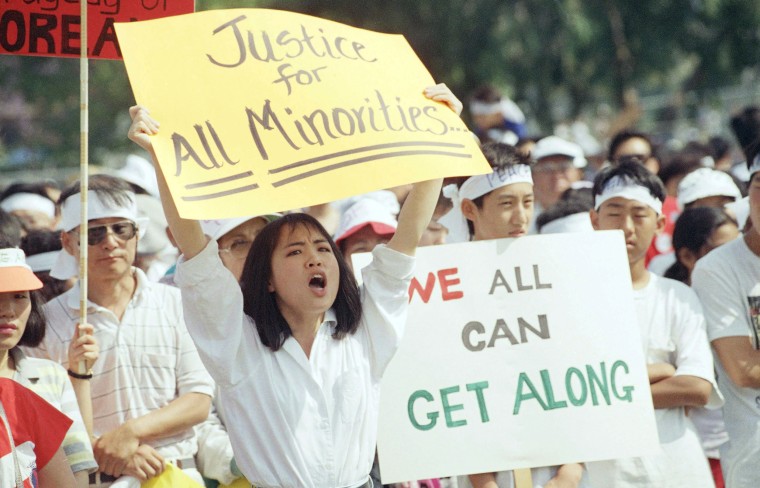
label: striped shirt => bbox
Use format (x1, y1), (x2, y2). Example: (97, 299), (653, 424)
(22, 267), (214, 460)
(12, 348), (97, 474)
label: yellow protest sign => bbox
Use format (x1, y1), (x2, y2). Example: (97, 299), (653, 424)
(116, 9), (490, 219)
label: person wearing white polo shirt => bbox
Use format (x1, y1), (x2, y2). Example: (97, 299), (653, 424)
(691, 151), (760, 486)
(585, 160), (721, 488)
(24, 174), (214, 487)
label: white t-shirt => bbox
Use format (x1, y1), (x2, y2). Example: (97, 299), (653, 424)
(692, 236), (760, 486)
(175, 240), (414, 488)
(586, 273), (719, 488)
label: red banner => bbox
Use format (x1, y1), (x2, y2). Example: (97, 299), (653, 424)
(0, 0), (195, 59)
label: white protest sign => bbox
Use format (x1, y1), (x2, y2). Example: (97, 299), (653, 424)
(353, 230), (659, 483)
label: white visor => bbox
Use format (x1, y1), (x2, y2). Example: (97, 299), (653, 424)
(439, 165), (533, 243)
(25, 251), (59, 273)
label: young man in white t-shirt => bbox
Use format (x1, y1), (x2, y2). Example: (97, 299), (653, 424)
(691, 151), (760, 487)
(440, 142), (586, 488)
(586, 160), (721, 488)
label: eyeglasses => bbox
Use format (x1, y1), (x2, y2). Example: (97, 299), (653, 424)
(71, 221), (138, 246)
(218, 238), (253, 260)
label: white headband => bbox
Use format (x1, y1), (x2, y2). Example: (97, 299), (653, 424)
(539, 212), (594, 234)
(469, 100), (502, 116)
(26, 251), (59, 273)
(60, 190), (141, 232)
(0, 193), (55, 219)
(51, 190), (148, 280)
(594, 176), (663, 214)
(439, 165), (533, 243)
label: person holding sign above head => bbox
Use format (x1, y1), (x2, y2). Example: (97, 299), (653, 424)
(439, 142), (588, 488)
(584, 160), (722, 488)
(127, 83), (461, 488)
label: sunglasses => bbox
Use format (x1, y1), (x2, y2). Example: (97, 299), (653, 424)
(71, 221), (138, 246)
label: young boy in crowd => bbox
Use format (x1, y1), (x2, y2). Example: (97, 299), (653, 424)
(585, 160), (721, 488)
(440, 142), (587, 488)
(691, 151), (760, 487)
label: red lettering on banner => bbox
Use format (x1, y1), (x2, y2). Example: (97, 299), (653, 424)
(0, 0), (195, 59)
(438, 267), (464, 301)
(408, 267), (464, 304)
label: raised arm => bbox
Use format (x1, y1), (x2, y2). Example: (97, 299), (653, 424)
(127, 106), (207, 259)
(386, 84), (461, 256)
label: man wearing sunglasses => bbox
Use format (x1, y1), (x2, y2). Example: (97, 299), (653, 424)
(23, 174), (214, 487)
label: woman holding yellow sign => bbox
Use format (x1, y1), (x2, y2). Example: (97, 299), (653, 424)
(127, 84), (461, 488)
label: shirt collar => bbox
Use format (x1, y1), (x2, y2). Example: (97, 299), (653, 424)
(64, 267), (150, 311)
(11, 348), (41, 383)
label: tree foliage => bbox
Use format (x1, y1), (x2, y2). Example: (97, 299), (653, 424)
(1, 0), (759, 169)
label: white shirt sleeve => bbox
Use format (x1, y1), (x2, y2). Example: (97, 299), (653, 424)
(358, 244), (415, 380)
(175, 239), (264, 388)
(669, 284), (723, 408)
(692, 259), (751, 342)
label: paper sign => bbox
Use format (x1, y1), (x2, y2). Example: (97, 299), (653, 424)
(352, 231), (659, 483)
(0, 0), (195, 59)
(115, 9), (489, 219)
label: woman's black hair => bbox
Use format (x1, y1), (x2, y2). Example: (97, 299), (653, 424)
(592, 160), (666, 204)
(460, 142), (532, 236)
(239, 213), (362, 351)
(0, 236), (46, 347)
(664, 207), (738, 283)
(16, 291), (46, 347)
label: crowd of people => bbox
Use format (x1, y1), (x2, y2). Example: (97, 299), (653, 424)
(1, 82), (760, 488)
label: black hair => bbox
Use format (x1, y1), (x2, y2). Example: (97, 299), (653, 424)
(16, 291), (46, 347)
(657, 152), (704, 188)
(0, 210), (23, 247)
(559, 187), (594, 209)
(592, 160), (666, 204)
(536, 188), (594, 232)
(707, 136), (732, 161)
(664, 207), (738, 283)
(730, 106), (760, 161)
(59, 174), (135, 209)
(0, 182), (54, 203)
(470, 85), (502, 104)
(0, 236), (46, 347)
(459, 142), (532, 236)
(21, 229), (69, 302)
(239, 213), (362, 351)
(607, 130), (657, 163)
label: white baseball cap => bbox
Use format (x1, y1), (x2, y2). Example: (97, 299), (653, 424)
(676, 168), (742, 208)
(200, 214), (280, 241)
(334, 198), (397, 245)
(532, 136), (587, 168)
